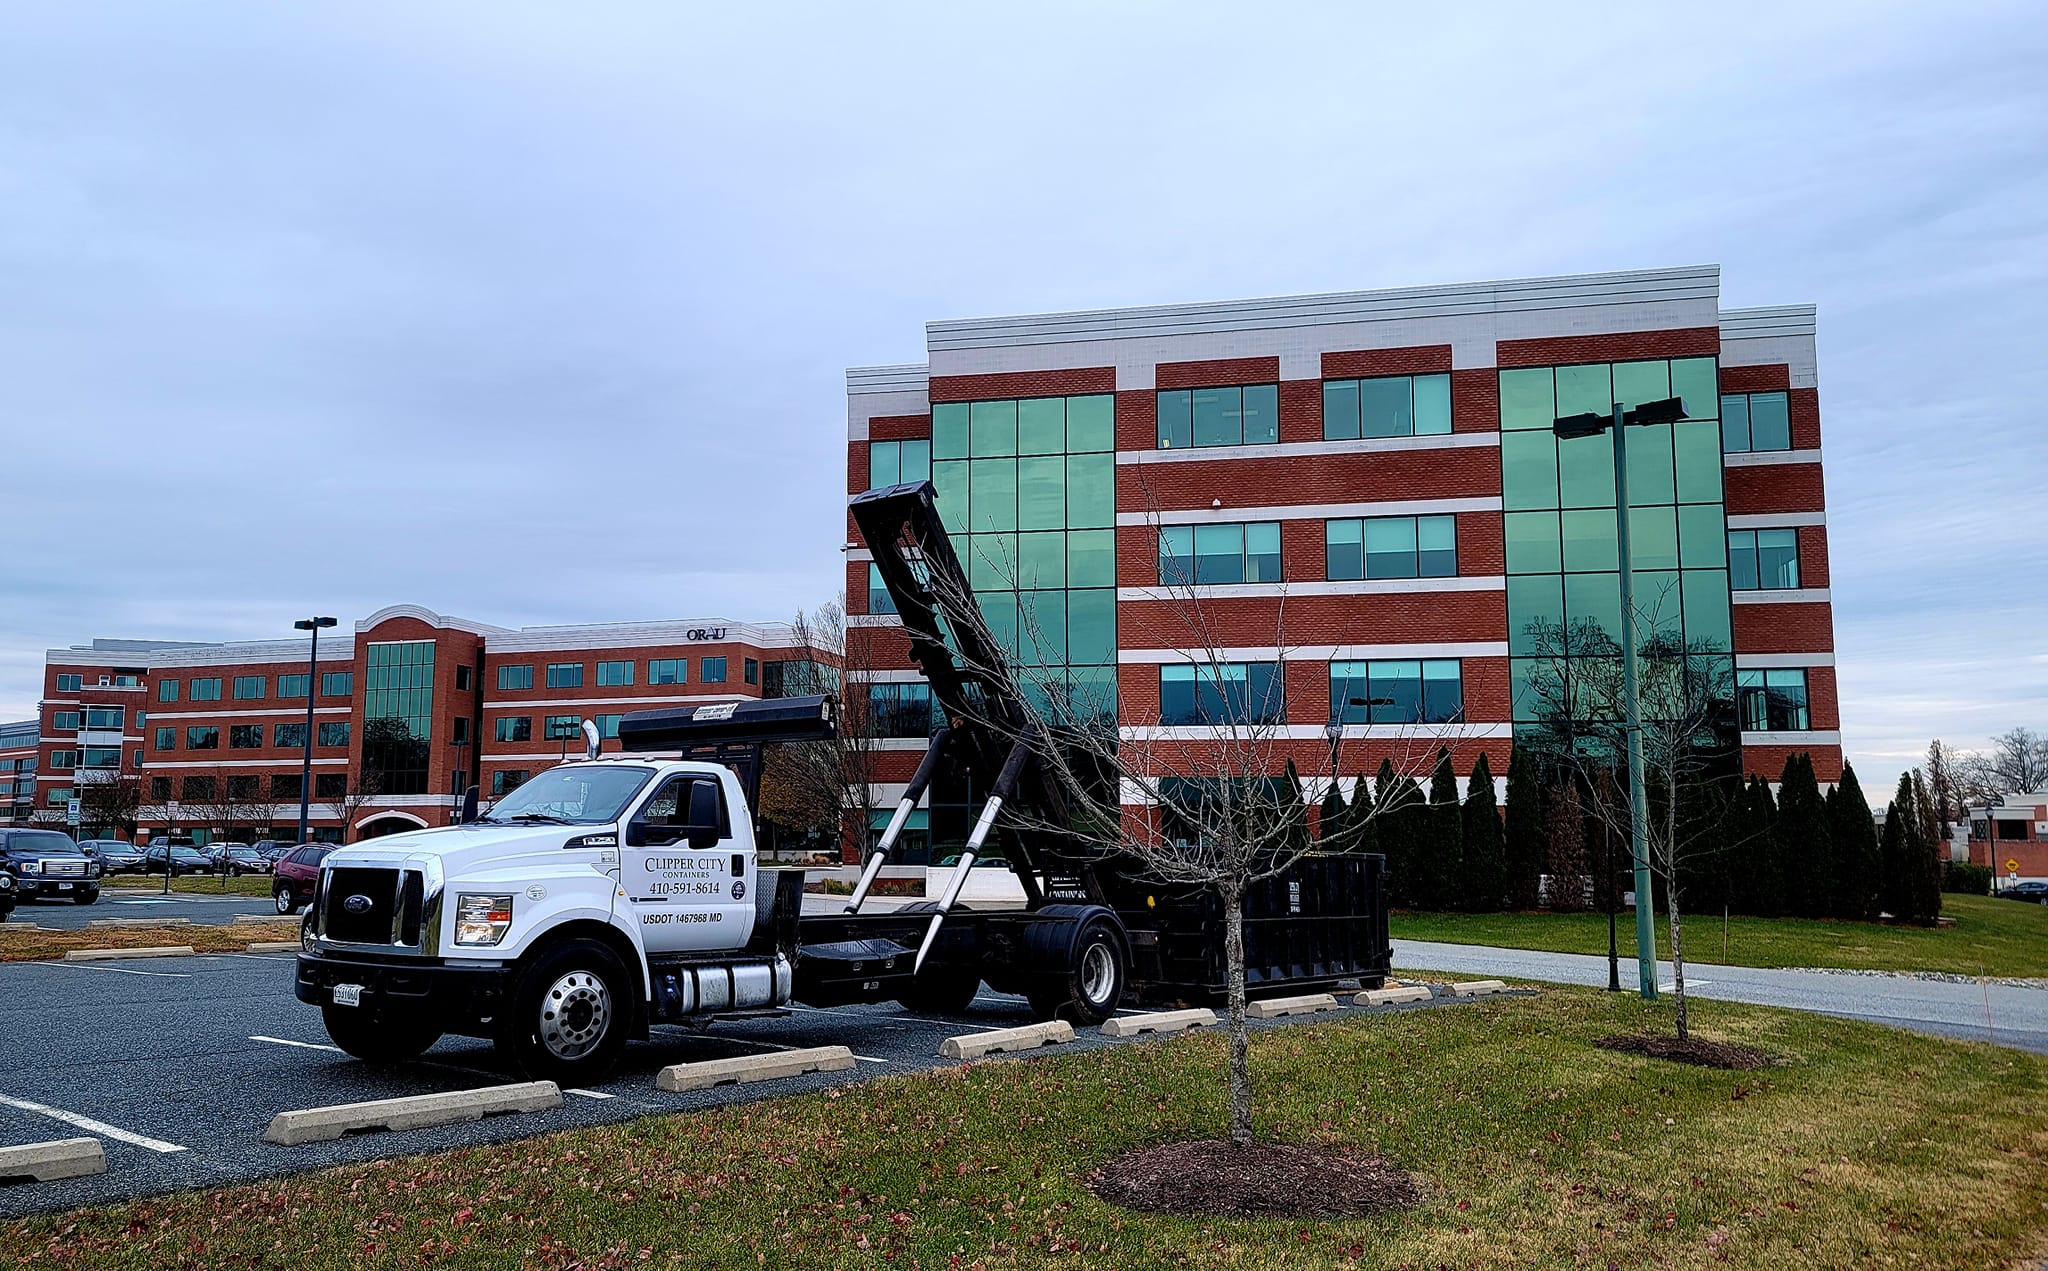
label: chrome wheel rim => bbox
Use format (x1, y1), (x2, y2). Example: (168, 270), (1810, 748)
(275, 890), (291, 913)
(540, 970), (611, 1060)
(1080, 941), (1116, 1005)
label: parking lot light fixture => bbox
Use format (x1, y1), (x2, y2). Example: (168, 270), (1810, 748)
(292, 617), (338, 846)
(1551, 397), (1688, 1002)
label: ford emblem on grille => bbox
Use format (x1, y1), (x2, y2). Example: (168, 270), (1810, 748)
(342, 894), (373, 914)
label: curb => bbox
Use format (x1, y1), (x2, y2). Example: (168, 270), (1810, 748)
(263, 1082), (562, 1146)
(656, 1047), (854, 1092)
(1100, 1008), (1216, 1038)
(941, 1021), (1074, 1059)
(0, 1137), (106, 1183)
(1246, 993), (1342, 1020)
(63, 945), (196, 962)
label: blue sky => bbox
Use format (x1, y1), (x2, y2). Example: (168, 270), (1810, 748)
(0, 2), (2042, 796)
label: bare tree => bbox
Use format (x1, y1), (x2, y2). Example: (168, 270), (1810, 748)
(75, 751), (144, 841)
(1956, 727), (2048, 803)
(757, 599), (877, 860)
(915, 512), (1453, 1146)
(325, 770), (382, 845)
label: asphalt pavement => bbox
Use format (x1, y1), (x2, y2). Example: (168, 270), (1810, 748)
(6, 890), (281, 930)
(1394, 938), (2048, 1054)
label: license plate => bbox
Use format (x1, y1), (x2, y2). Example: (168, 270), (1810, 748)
(55, 882), (72, 891)
(332, 984), (363, 1007)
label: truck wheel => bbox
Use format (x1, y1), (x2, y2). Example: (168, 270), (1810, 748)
(1026, 917), (1125, 1026)
(898, 969), (980, 1015)
(322, 1003), (443, 1064)
(73, 890), (98, 906)
(496, 939), (630, 1085)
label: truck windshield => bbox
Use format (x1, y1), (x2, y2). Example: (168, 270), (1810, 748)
(483, 766), (655, 826)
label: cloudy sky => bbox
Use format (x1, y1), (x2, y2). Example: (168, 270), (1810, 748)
(1, 2), (2042, 795)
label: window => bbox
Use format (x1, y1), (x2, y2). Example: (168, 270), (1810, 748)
(1158, 522), (1281, 586)
(48, 750), (76, 770)
(594, 714), (623, 739)
(278, 674), (309, 699)
(181, 776), (216, 802)
(51, 711), (79, 731)
(451, 716), (470, 745)
(865, 563), (898, 615)
(1721, 391), (1792, 453)
(230, 725), (263, 749)
(744, 658), (759, 686)
(544, 715), (581, 740)
(186, 726), (219, 750)
(46, 788), (73, 807)
(868, 438), (932, 490)
(648, 658), (686, 685)
(226, 775), (260, 800)
(363, 640), (434, 796)
(314, 773), (347, 799)
(1326, 515), (1457, 580)
(270, 774), (303, 799)
(494, 716), (532, 743)
(192, 678), (222, 701)
(113, 674), (139, 688)
(155, 727), (175, 751)
(149, 777), (171, 801)
(866, 684), (935, 738)
(275, 723), (308, 748)
(702, 656), (727, 684)
(1330, 660), (1464, 724)
(158, 679), (179, 703)
(1737, 669), (1810, 732)
(320, 672), (352, 698)
(455, 665), (473, 691)
(1155, 384), (1279, 449)
(80, 747), (122, 769)
(596, 660), (633, 687)
(1159, 663), (1285, 726)
(55, 673), (83, 693)
(546, 663), (583, 689)
(233, 676), (266, 700)
(491, 769), (530, 796)
(1728, 528), (1800, 591)
(497, 664), (533, 691)
(318, 721), (350, 747)
(1323, 373), (1451, 440)
(84, 707), (124, 730)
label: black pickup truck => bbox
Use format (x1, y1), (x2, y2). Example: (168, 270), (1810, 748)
(0, 828), (104, 905)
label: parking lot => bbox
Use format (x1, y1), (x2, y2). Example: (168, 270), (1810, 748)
(4, 890), (281, 931)
(0, 949), (1459, 1217)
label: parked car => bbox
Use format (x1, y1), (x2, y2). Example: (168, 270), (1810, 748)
(81, 839), (146, 873)
(251, 840), (296, 865)
(271, 844), (331, 914)
(0, 828), (104, 904)
(0, 870), (15, 921)
(144, 844), (213, 876)
(217, 845), (272, 876)
(1996, 880), (2048, 904)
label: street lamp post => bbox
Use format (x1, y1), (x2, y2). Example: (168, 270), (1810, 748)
(292, 617), (337, 845)
(1553, 396), (1688, 1001)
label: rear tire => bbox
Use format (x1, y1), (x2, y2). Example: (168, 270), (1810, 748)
(495, 939), (631, 1085)
(1025, 917), (1126, 1026)
(275, 884), (299, 915)
(322, 1002), (443, 1064)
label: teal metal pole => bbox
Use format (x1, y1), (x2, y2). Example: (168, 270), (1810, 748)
(1610, 402), (1658, 1000)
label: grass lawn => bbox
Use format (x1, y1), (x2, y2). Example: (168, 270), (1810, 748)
(0, 916), (299, 961)
(1393, 892), (2048, 978)
(103, 873), (276, 897)
(8, 988), (2046, 1269)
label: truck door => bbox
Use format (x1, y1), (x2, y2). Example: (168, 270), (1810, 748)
(622, 771), (755, 955)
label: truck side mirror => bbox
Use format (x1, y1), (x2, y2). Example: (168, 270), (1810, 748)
(683, 781), (723, 851)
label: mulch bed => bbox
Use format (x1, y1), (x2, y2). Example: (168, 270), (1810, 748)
(1086, 1139), (1422, 1219)
(1594, 1034), (1772, 1070)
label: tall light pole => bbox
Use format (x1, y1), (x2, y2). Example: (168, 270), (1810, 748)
(1553, 395), (1688, 1001)
(292, 617), (337, 845)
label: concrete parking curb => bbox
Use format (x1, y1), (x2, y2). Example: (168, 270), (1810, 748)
(63, 946), (196, 962)
(231, 915), (295, 925)
(656, 1046), (854, 1092)
(1449, 980), (1510, 997)
(246, 941), (299, 953)
(940, 1020), (1074, 1059)
(1100, 1008), (1216, 1038)
(1246, 993), (1341, 1019)
(0, 1137), (106, 1183)
(88, 917), (193, 928)
(262, 1081), (562, 1145)
(1356, 985), (1432, 1006)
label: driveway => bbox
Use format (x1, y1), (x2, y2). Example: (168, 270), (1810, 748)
(1395, 938), (2048, 1054)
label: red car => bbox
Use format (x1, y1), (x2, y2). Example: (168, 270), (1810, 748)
(271, 844), (332, 914)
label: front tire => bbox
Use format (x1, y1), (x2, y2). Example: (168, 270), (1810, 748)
(275, 884), (299, 915)
(322, 1002), (444, 1064)
(73, 890), (98, 906)
(495, 939), (631, 1085)
(1026, 917), (1126, 1026)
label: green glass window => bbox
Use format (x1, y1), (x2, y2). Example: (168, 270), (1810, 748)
(1066, 395), (1113, 452)
(278, 674), (308, 699)
(364, 640), (434, 794)
(158, 679), (179, 703)
(1018, 591), (1066, 666)
(1738, 669), (1809, 732)
(1628, 505), (1679, 571)
(596, 660), (633, 687)
(1728, 528), (1800, 590)
(649, 658), (687, 684)
(1612, 359), (1669, 411)
(1681, 571), (1733, 651)
(1500, 432), (1558, 510)
(1679, 505), (1727, 568)
(545, 663), (583, 689)
(1018, 397), (1064, 454)
(1322, 373), (1450, 439)
(1067, 590), (1116, 665)
(1066, 454), (1112, 528)
(702, 656), (727, 683)
(1503, 511), (1561, 574)
(191, 677), (221, 701)
(867, 439), (931, 490)
(1556, 432), (1615, 508)
(319, 721), (350, 747)
(497, 664), (532, 691)
(1165, 383), (1278, 449)
(1498, 367), (1554, 430)
(1016, 455), (1065, 530)
(1507, 575), (1564, 655)
(321, 672), (352, 697)
(1669, 357), (1719, 422)
(931, 402), (969, 459)
(1624, 423), (1675, 505)
(1160, 522), (1281, 585)
(275, 723), (307, 748)
(970, 399), (1017, 456)
(154, 727), (174, 751)
(1330, 659), (1463, 724)
(1673, 420), (1723, 502)
(968, 533), (1018, 591)
(233, 676), (265, 700)
(595, 714), (622, 740)
(1722, 391), (1792, 453)
(931, 459), (969, 531)
(968, 459), (1015, 532)
(1018, 532), (1065, 590)
(1068, 529), (1113, 588)
(186, 726), (218, 750)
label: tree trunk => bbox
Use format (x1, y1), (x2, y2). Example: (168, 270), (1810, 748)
(1222, 882), (1253, 1147)
(1666, 887), (1688, 1042)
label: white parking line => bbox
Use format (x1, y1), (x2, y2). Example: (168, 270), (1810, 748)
(250, 1035), (342, 1053)
(1659, 981), (1709, 992)
(37, 960), (190, 979)
(566, 1088), (615, 1099)
(0, 1094), (187, 1154)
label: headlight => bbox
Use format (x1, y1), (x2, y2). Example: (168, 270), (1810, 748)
(19, 861), (39, 874)
(453, 893), (515, 946)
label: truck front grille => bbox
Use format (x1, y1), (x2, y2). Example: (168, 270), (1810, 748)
(324, 866), (425, 946)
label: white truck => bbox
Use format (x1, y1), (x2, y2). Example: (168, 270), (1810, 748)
(292, 485), (1391, 1085)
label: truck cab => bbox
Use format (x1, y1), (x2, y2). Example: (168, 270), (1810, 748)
(295, 742), (795, 1083)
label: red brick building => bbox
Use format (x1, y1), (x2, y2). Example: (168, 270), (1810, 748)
(843, 266), (1841, 859)
(29, 607), (825, 843)
(0, 719), (37, 826)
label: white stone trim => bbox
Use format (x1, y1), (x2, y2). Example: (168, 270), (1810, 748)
(145, 707), (349, 720)
(354, 810), (431, 831)
(137, 757), (348, 768)
(1725, 511), (1826, 528)
(1734, 653), (1834, 669)
(847, 615), (903, 629)
(144, 638), (358, 668)
(1723, 448), (1822, 468)
(1118, 722), (1512, 743)
(483, 692), (746, 712)
(1118, 576), (1503, 602)
(1732, 589), (1831, 605)
(356, 604), (510, 637)
(1117, 432), (1496, 468)
(1119, 641), (1506, 664)
(861, 670), (930, 683)
(1740, 730), (1841, 746)
(1119, 496), (1498, 527)
(487, 619), (801, 654)
(870, 738), (932, 751)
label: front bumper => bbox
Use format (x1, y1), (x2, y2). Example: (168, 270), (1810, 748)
(295, 951), (513, 1025)
(14, 878), (96, 898)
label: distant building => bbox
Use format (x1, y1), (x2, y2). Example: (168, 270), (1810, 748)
(0, 719), (37, 826)
(1969, 794), (2048, 883)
